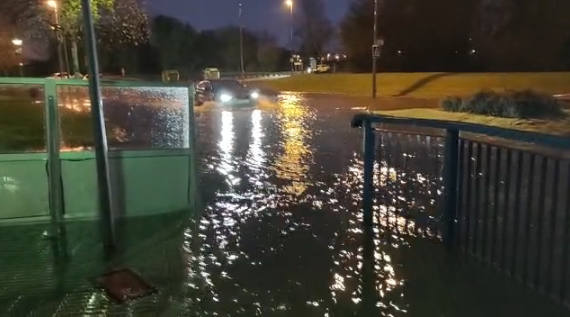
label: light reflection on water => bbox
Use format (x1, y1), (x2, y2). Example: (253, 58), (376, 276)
(189, 92), (446, 315)
(273, 93), (313, 196)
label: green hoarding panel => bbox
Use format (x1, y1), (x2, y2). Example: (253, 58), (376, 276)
(0, 158), (49, 219)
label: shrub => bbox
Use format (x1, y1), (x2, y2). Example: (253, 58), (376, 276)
(441, 90), (565, 119)
(441, 96), (462, 112)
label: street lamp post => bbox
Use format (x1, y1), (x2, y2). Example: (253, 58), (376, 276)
(285, 0), (293, 45)
(12, 39), (23, 76)
(238, 2), (245, 74)
(372, 0), (378, 99)
(47, 0), (65, 76)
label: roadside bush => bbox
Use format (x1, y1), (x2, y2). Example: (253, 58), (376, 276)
(441, 96), (462, 112)
(441, 90), (564, 119)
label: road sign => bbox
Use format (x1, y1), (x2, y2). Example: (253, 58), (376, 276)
(372, 44), (381, 58)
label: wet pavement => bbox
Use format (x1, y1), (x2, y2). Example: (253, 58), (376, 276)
(0, 92), (567, 316)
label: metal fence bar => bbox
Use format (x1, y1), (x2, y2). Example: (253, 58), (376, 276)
(490, 146), (501, 264)
(443, 129), (459, 249)
(534, 157), (548, 288)
(45, 79), (64, 238)
(455, 138), (465, 248)
(472, 142), (482, 256)
(521, 154), (536, 284)
(509, 151), (523, 275)
(500, 149), (513, 269)
(545, 160), (560, 294)
(559, 168), (570, 302)
(187, 85), (198, 212)
(362, 120), (376, 229)
(463, 140), (474, 253)
(482, 144), (491, 261)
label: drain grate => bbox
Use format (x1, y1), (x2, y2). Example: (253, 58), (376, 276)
(97, 268), (156, 303)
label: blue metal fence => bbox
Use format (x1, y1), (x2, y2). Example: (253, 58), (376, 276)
(352, 113), (570, 307)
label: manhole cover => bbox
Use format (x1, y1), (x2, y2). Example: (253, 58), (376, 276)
(97, 268), (156, 303)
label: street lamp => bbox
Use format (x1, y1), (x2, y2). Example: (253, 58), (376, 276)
(12, 39), (23, 76)
(46, 0), (66, 76)
(371, 0), (378, 98)
(238, 2), (245, 74)
(285, 0), (293, 44)
(47, 0), (57, 9)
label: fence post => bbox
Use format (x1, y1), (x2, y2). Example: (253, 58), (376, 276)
(187, 84), (199, 213)
(443, 129), (459, 249)
(362, 119), (376, 229)
(360, 118), (379, 315)
(45, 79), (64, 237)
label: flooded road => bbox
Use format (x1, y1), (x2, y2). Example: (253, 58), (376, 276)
(188, 93), (566, 316)
(193, 93), (368, 315)
(0, 92), (566, 316)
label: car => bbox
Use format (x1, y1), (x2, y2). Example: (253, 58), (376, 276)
(48, 72), (71, 79)
(314, 64), (331, 73)
(195, 79), (259, 107)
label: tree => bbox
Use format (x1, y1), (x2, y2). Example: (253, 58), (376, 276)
(58, 0), (114, 76)
(256, 32), (286, 72)
(341, 0), (570, 72)
(296, 0), (333, 58)
(341, 0), (475, 72)
(0, 0), (52, 66)
(97, 0), (150, 74)
(0, 18), (21, 74)
(150, 15), (201, 76)
(471, 0), (570, 70)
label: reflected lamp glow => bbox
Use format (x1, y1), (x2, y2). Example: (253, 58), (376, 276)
(219, 93), (233, 103)
(250, 91), (259, 99)
(12, 38), (23, 46)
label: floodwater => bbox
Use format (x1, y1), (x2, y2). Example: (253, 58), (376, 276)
(0, 93), (567, 315)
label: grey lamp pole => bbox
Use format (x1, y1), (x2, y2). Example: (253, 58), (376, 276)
(372, 0), (378, 99)
(81, 0), (115, 250)
(47, 1), (65, 76)
(239, 2), (245, 74)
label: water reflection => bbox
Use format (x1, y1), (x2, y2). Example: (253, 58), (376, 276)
(246, 109), (265, 180)
(217, 111), (238, 186)
(273, 93), (313, 196)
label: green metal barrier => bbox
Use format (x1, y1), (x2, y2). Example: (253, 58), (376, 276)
(352, 113), (570, 307)
(0, 77), (197, 225)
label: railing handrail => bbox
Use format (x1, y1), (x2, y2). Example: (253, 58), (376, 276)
(352, 113), (570, 150)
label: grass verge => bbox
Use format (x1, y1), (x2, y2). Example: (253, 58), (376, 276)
(374, 108), (570, 136)
(256, 72), (570, 98)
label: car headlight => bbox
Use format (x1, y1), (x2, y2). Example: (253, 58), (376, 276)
(250, 91), (259, 99)
(220, 93), (233, 103)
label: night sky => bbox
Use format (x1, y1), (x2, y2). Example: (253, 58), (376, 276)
(147, 0), (350, 45)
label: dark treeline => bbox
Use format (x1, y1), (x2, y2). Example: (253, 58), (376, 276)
(342, 0), (570, 72)
(97, 16), (292, 78)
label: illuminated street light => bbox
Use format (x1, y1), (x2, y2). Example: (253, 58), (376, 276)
(45, 0), (66, 76)
(12, 39), (24, 76)
(285, 0), (293, 44)
(47, 0), (58, 9)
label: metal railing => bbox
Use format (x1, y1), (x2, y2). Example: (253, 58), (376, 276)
(352, 113), (570, 307)
(221, 71), (292, 81)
